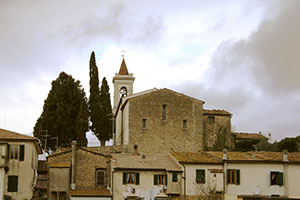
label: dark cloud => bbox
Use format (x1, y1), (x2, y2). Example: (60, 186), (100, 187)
(209, 0), (300, 94)
(176, 0), (300, 139)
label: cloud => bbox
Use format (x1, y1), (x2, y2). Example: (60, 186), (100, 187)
(176, 0), (300, 139)
(209, 0), (300, 94)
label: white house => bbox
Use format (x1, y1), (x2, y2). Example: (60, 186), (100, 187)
(111, 152), (183, 200)
(0, 128), (42, 200)
(172, 150), (300, 200)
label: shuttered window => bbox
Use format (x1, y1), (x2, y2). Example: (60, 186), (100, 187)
(123, 172), (140, 185)
(196, 169), (205, 184)
(154, 174), (167, 185)
(8, 176), (18, 192)
(9, 145), (24, 161)
(270, 171), (283, 186)
(227, 169), (240, 185)
(96, 169), (105, 186)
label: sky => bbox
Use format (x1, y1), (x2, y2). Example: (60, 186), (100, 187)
(0, 0), (299, 145)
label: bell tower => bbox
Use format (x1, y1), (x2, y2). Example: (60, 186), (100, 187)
(112, 58), (135, 113)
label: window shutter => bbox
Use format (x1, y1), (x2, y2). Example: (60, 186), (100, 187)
(135, 173), (140, 185)
(236, 170), (240, 185)
(154, 175), (158, 185)
(19, 145), (25, 161)
(200, 170), (205, 183)
(279, 172), (283, 186)
(196, 170), (200, 183)
(123, 173), (127, 185)
(227, 170), (230, 184)
(7, 144), (10, 161)
(165, 174), (167, 185)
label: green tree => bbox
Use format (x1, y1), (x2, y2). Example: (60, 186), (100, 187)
(33, 72), (88, 151)
(99, 77), (113, 146)
(88, 52), (103, 143)
(277, 137), (299, 152)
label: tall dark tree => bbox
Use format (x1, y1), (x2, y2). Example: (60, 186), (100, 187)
(88, 52), (102, 143)
(33, 72), (88, 151)
(99, 77), (113, 146)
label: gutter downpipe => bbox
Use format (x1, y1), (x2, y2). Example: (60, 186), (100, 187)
(112, 170), (117, 200)
(183, 163), (186, 200)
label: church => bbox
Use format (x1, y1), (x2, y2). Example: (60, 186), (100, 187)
(112, 58), (233, 153)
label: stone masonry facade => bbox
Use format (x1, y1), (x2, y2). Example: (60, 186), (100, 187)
(127, 88), (204, 153)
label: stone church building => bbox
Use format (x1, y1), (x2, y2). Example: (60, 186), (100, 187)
(113, 59), (233, 153)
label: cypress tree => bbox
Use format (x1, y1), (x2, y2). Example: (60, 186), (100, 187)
(88, 52), (102, 143)
(99, 77), (113, 146)
(33, 72), (88, 151)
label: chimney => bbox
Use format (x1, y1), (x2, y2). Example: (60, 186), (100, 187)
(223, 149), (227, 160)
(71, 140), (77, 189)
(283, 149), (288, 162)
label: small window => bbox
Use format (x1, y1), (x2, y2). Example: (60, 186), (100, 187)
(162, 104), (167, 120)
(123, 172), (139, 185)
(183, 120), (187, 129)
(270, 171), (283, 186)
(96, 169), (105, 186)
(172, 172), (178, 182)
(227, 169), (240, 185)
(208, 116), (215, 123)
(8, 176), (18, 192)
(196, 169), (205, 184)
(154, 174), (167, 185)
(142, 119), (147, 129)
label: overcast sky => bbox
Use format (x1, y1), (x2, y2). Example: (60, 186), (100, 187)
(0, 0), (299, 144)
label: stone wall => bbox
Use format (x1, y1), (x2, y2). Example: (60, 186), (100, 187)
(203, 114), (232, 151)
(75, 149), (109, 188)
(128, 89), (204, 153)
(48, 148), (110, 190)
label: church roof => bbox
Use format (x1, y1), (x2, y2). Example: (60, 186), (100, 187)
(118, 58), (129, 75)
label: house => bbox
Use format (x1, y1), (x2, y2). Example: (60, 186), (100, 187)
(112, 59), (233, 153)
(111, 151), (183, 200)
(0, 128), (42, 200)
(171, 150), (300, 200)
(47, 141), (112, 200)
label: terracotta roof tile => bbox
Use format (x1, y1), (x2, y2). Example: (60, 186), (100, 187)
(172, 151), (300, 163)
(171, 152), (222, 164)
(112, 153), (182, 171)
(0, 128), (38, 140)
(203, 109), (231, 116)
(69, 188), (112, 197)
(118, 58), (129, 75)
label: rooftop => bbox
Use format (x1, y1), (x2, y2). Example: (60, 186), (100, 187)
(172, 151), (300, 163)
(112, 153), (182, 171)
(203, 109), (232, 116)
(0, 128), (38, 141)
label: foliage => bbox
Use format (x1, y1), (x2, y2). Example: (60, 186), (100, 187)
(98, 77), (113, 146)
(33, 72), (88, 151)
(88, 52), (112, 146)
(277, 137), (299, 152)
(88, 51), (102, 142)
(234, 138), (261, 152)
(256, 138), (279, 152)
